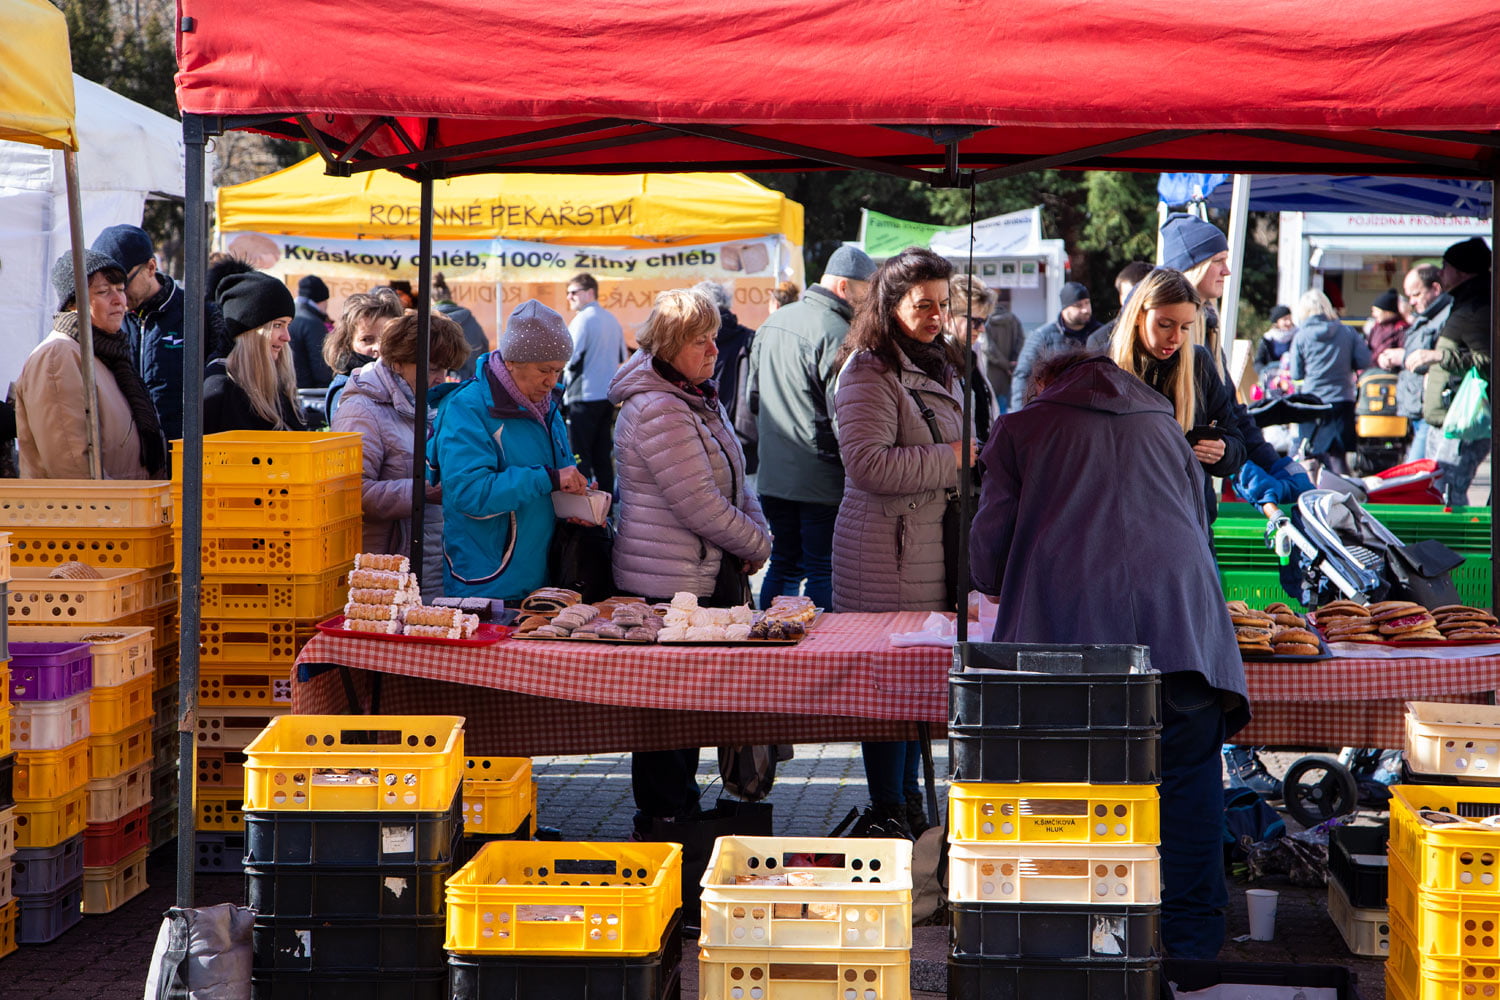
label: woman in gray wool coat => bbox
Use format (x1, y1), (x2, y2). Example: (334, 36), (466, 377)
(831, 247), (977, 839)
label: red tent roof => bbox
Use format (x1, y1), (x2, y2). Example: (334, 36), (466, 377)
(176, 0), (1500, 180)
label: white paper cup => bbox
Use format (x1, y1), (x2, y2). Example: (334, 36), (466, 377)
(1246, 888), (1279, 940)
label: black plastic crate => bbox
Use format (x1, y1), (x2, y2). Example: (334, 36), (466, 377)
(949, 665), (1159, 731)
(247, 861), (453, 918)
(195, 831), (245, 873)
(453, 814), (533, 867)
(1163, 959), (1363, 999)
(0, 753), (13, 811)
(954, 642), (1152, 676)
(243, 788), (462, 867)
(950, 728), (1161, 784)
(13, 832), (84, 896)
(252, 913), (447, 972)
(448, 912), (682, 1000)
(949, 900), (1160, 961)
(1329, 823), (1388, 910)
(948, 955), (1160, 1000)
(251, 971), (446, 1000)
(17, 876), (84, 945)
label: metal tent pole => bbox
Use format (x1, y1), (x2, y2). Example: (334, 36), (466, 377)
(1490, 176), (1498, 613)
(62, 152), (102, 479)
(1220, 175), (1252, 349)
(176, 115), (209, 906)
(411, 175), (434, 585)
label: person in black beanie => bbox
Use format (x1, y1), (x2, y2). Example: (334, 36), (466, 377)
(14, 249), (169, 479)
(289, 273), (336, 389)
(204, 271), (306, 434)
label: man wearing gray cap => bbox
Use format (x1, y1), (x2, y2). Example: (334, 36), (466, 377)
(1010, 280), (1101, 409)
(745, 244), (873, 610)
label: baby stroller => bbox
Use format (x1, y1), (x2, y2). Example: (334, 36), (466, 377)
(1351, 369), (1408, 474)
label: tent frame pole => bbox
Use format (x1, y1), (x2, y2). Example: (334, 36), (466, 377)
(177, 113), (212, 907)
(411, 171), (434, 585)
(1220, 175), (1252, 348)
(62, 151), (102, 479)
(1491, 174), (1498, 613)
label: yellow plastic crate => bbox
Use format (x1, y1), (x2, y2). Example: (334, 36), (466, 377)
(14, 786), (87, 849)
(85, 762), (152, 825)
(177, 476), (362, 530)
(199, 666), (293, 707)
(89, 672), (153, 736)
(697, 945), (911, 1000)
(0, 480), (172, 529)
(7, 567), (148, 623)
(198, 619), (312, 668)
(10, 625), (153, 688)
(14, 739), (90, 800)
(947, 841), (1161, 904)
(174, 431), (363, 486)
(87, 720), (153, 780)
(142, 568), (178, 609)
(1390, 784), (1500, 893)
(197, 706), (291, 752)
(0, 898), (15, 961)
(0, 862), (10, 912)
(463, 758), (534, 835)
(10, 526), (173, 571)
(0, 807), (14, 860)
(199, 567), (349, 621)
(82, 846), (149, 914)
(243, 715), (464, 812)
(1390, 910), (1500, 1000)
(195, 787), (244, 832)
(177, 517), (363, 575)
(949, 782), (1160, 845)
(1390, 852), (1500, 961)
(0, 676), (10, 757)
(1406, 702), (1500, 783)
(700, 836), (912, 952)
(1328, 876), (1390, 958)
(445, 840), (682, 956)
(0, 531), (12, 584)
(197, 748), (246, 788)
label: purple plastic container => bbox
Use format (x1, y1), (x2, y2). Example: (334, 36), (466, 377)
(8, 641), (93, 701)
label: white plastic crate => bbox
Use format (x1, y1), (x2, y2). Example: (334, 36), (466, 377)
(1328, 876), (1389, 957)
(697, 945), (911, 1000)
(1406, 701), (1500, 782)
(10, 625), (153, 688)
(7, 567), (147, 623)
(11, 690), (90, 751)
(947, 842), (1161, 904)
(699, 836), (912, 951)
(0, 858), (11, 909)
(0, 808), (14, 862)
(196, 705), (290, 751)
(85, 762), (152, 825)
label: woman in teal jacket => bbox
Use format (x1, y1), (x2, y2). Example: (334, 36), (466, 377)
(428, 300), (587, 600)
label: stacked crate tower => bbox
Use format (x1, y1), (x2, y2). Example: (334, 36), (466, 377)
(241, 714), (466, 1000)
(172, 430), (363, 872)
(1385, 701), (1500, 998)
(947, 642), (1163, 1000)
(1, 485), (174, 941)
(0, 532), (13, 958)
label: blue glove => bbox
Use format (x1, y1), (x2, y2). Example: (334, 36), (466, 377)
(1270, 455), (1314, 499)
(1233, 461), (1285, 506)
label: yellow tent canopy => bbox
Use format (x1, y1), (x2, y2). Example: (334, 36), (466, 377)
(217, 156), (803, 247)
(0, 0), (76, 150)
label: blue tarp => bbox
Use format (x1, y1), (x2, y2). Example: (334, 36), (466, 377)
(1158, 173), (1491, 219)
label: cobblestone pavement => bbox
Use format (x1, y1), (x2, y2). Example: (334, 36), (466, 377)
(0, 742), (1386, 999)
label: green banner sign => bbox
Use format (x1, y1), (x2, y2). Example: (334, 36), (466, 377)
(860, 210), (947, 258)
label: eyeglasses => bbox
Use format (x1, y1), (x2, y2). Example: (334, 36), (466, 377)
(961, 315), (987, 329)
(565, 288), (584, 297)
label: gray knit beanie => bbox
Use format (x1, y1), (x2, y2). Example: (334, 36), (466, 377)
(499, 300), (573, 363)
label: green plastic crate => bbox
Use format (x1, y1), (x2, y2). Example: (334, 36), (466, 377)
(1219, 569), (1301, 610)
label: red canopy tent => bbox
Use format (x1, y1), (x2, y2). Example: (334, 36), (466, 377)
(172, 0), (1500, 899)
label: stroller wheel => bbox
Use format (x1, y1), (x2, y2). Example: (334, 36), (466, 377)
(1281, 755), (1359, 827)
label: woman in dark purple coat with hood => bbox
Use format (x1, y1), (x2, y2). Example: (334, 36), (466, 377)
(969, 349), (1248, 961)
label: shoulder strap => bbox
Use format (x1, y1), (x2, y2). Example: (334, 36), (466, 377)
(905, 386), (944, 445)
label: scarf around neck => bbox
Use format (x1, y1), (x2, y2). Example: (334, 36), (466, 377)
(651, 355), (719, 406)
(488, 352), (551, 426)
(54, 311), (166, 475)
(896, 332), (952, 385)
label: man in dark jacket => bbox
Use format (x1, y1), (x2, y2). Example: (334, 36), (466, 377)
(289, 274), (335, 388)
(1086, 259), (1153, 354)
(1010, 281), (1101, 409)
(1386, 265), (1451, 462)
(746, 245), (873, 609)
(694, 280), (757, 466)
(971, 351), (1247, 960)
(92, 224), (188, 441)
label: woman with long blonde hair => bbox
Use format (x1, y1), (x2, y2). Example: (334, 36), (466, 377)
(1110, 267), (1245, 524)
(204, 271), (307, 433)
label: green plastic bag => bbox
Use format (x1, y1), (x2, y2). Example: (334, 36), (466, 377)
(1442, 367), (1491, 441)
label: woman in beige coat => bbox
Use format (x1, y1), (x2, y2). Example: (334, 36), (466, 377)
(832, 246), (976, 839)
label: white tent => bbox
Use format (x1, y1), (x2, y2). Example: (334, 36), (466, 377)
(0, 75), (209, 390)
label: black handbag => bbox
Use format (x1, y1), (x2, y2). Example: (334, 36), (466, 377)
(546, 519), (615, 604)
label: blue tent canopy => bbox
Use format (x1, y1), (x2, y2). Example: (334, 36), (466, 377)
(1158, 172), (1492, 219)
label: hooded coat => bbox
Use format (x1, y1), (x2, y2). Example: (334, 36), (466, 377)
(331, 361), (445, 598)
(289, 298), (335, 389)
(608, 351), (770, 599)
(427, 359), (575, 601)
(830, 348), (965, 612)
(1287, 314), (1370, 405)
(970, 356), (1248, 726)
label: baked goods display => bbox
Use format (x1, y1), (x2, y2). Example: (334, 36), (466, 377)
(511, 588), (810, 644)
(332, 554), (481, 639)
(1226, 601), (1324, 658)
(1310, 600), (1500, 645)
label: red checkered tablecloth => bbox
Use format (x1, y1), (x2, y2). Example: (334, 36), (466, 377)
(292, 611), (951, 754)
(290, 614), (1500, 754)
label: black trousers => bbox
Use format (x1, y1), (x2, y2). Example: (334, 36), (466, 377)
(568, 399), (617, 495)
